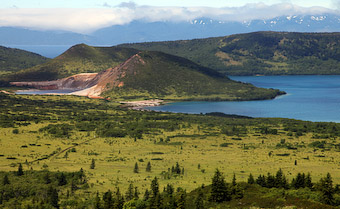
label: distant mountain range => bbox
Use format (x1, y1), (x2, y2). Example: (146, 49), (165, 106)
(1, 14), (340, 45)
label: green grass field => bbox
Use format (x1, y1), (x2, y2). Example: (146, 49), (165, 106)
(2, 93), (340, 208)
(1, 94), (340, 194)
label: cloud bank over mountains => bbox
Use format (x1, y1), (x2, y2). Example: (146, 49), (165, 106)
(0, 3), (337, 33)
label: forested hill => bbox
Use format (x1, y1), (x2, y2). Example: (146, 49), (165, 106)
(0, 46), (48, 74)
(1, 44), (139, 82)
(98, 51), (284, 101)
(120, 31), (340, 75)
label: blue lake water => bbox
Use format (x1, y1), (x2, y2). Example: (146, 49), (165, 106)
(146, 76), (340, 122)
(4, 45), (72, 58)
(16, 89), (77, 95)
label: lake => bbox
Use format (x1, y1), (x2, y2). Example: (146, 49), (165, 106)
(146, 76), (340, 122)
(16, 89), (77, 95)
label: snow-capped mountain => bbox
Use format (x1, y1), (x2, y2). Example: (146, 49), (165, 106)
(1, 14), (340, 46)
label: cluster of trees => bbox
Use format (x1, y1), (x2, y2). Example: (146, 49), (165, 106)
(0, 164), (87, 208)
(248, 169), (338, 205)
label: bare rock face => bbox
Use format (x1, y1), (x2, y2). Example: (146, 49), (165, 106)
(11, 73), (98, 90)
(11, 53), (146, 98)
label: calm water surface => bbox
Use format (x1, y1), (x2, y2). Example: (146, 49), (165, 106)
(16, 89), (77, 95)
(146, 76), (340, 122)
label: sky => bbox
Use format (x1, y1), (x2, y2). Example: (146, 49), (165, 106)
(0, 0), (337, 9)
(0, 0), (339, 33)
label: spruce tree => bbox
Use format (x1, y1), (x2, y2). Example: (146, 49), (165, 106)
(113, 187), (124, 209)
(305, 173), (313, 189)
(143, 189), (150, 201)
(17, 163), (24, 176)
(134, 186), (139, 199)
(44, 172), (51, 184)
(47, 185), (59, 209)
(247, 173), (255, 184)
(125, 183), (134, 201)
(94, 192), (102, 209)
(176, 189), (186, 209)
(90, 159), (95, 169)
(319, 173), (334, 205)
(146, 162), (152, 172)
(103, 190), (113, 209)
(195, 188), (204, 209)
(2, 174), (10, 185)
(209, 169), (230, 202)
(134, 162), (139, 173)
(58, 172), (67, 186)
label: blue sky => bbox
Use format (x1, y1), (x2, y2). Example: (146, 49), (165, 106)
(1, 0), (336, 9)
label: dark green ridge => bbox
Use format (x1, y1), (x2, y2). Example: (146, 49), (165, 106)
(0, 46), (48, 73)
(120, 31), (340, 75)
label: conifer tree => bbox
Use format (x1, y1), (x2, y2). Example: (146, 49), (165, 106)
(125, 183), (134, 201)
(90, 159), (95, 169)
(44, 172), (51, 184)
(176, 189), (186, 209)
(47, 185), (59, 209)
(143, 189), (150, 201)
(134, 186), (139, 199)
(195, 188), (204, 209)
(17, 163), (24, 176)
(2, 174), (9, 185)
(94, 192), (102, 209)
(209, 169), (230, 202)
(305, 173), (313, 189)
(134, 162), (139, 173)
(247, 173), (255, 184)
(113, 187), (124, 209)
(58, 172), (67, 186)
(103, 190), (113, 209)
(146, 162), (152, 172)
(319, 173), (334, 205)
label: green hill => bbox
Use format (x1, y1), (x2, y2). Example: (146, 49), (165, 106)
(120, 31), (340, 75)
(99, 51), (284, 101)
(2, 44), (139, 82)
(0, 46), (48, 75)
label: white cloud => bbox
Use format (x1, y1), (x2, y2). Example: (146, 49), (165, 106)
(0, 3), (336, 34)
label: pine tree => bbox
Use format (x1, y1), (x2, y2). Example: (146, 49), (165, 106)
(2, 174), (10, 185)
(256, 174), (266, 187)
(44, 172), (51, 184)
(58, 172), (67, 186)
(275, 168), (288, 188)
(143, 189), (150, 201)
(176, 189), (186, 209)
(209, 169), (230, 202)
(247, 173), (255, 184)
(319, 173), (334, 205)
(266, 173), (275, 188)
(125, 183), (134, 201)
(17, 163), (24, 176)
(195, 188), (204, 209)
(103, 190), (113, 209)
(175, 162), (181, 174)
(134, 162), (139, 173)
(94, 192), (102, 209)
(113, 187), (124, 209)
(305, 173), (313, 189)
(47, 185), (59, 209)
(134, 186), (139, 199)
(90, 159), (95, 169)
(146, 162), (152, 172)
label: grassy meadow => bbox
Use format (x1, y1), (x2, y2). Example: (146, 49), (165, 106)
(1, 93), (340, 195)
